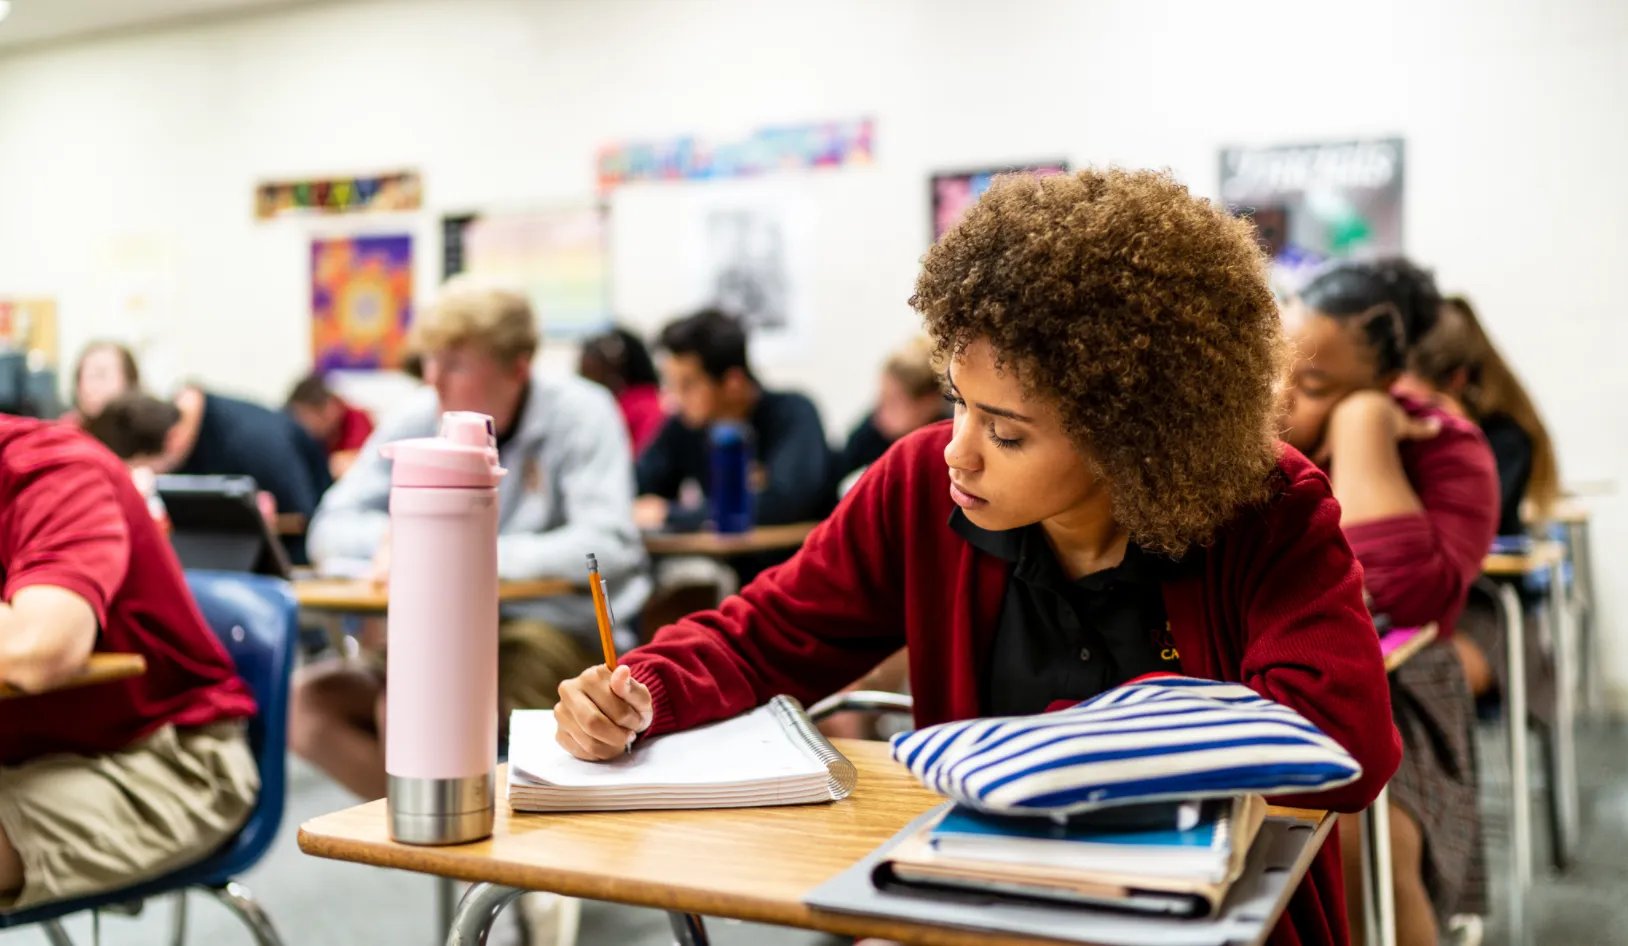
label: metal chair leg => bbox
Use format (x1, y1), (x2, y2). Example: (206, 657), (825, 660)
(667, 911), (711, 946)
(1485, 577), (1531, 945)
(42, 918), (73, 946)
(446, 883), (523, 946)
(170, 890), (189, 946)
(437, 875), (459, 938)
(202, 880), (285, 946)
(1361, 788), (1396, 946)
(1547, 560), (1580, 870)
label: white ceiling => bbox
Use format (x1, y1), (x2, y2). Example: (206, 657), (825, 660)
(0, 0), (331, 52)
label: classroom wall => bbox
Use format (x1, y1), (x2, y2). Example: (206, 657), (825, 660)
(1, 0), (1625, 704)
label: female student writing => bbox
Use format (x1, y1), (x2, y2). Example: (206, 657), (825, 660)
(1280, 261), (1500, 946)
(556, 169), (1401, 946)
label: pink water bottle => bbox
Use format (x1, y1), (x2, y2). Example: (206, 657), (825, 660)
(380, 412), (506, 845)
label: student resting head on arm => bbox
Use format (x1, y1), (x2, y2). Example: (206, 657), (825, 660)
(1280, 259), (1500, 945)
(0, 417), (257, 911)
(557, 168), (1401, 946)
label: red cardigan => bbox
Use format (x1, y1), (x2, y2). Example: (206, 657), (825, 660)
(626, 422), (1400, 946)
(1343, 396), (1500, 635)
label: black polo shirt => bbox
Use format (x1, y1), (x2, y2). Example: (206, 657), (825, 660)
(951, 510), (1183, 717)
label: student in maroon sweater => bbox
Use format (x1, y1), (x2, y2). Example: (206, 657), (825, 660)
(1282, 260), (1499, 946)
(556, 169), (1400, 946)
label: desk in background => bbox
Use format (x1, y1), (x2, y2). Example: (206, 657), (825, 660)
(299, 739), (1332, 946)
(642, 522), (817, 558)
(0, 653), (147, 700)
(293, 577), (577, 615)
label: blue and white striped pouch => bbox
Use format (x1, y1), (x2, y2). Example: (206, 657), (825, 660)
(889, 676), (1361, 816)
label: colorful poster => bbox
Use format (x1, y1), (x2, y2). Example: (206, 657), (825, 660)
(1219, 138), (1404, 290)
(311, 234), (413, 373)
(258, 170), (422, 220)
(931, 162), (1069, 242)
(597, 118), (875, 190)
(0, 298), (58, 365)
(441, 206), (611, 341)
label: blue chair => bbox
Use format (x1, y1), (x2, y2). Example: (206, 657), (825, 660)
(0, 571), (297, 945)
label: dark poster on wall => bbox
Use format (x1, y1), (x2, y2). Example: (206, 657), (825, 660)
(1219, 138), (1404, 290)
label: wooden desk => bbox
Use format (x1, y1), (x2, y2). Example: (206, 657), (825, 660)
(1379, 623), (1438, 673)
(300, 740), (1331, 946)
(642, 522), (818, 558)
(1482, 539), (1565, 577)
(293, 577), (576, 614)
(0, 653), (147, 700)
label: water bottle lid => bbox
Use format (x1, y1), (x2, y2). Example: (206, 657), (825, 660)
(380, 411), (507, 488)
(709, 421), (749, 446)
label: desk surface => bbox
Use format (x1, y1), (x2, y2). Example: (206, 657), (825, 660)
(1380, 623), (1438, 673)
(298, 740), (1329, 946)
(642, 522), (818, 557)
(1483, 539), (1567, 578)
(0, 653), (147, 700)
(293, 577), (577, 613)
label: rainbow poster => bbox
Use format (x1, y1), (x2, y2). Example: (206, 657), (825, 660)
(596, 118), (875, 191)
(258, 170), (422, 220)
(442, 205), (610, 340)
(311, 234), (413, 372)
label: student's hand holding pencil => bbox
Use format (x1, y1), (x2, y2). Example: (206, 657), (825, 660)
(555, 665), (653, 761)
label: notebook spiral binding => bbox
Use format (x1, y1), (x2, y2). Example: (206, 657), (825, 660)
(770, 694), (858, 800)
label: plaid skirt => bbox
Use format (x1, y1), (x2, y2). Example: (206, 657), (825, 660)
(1387, 640), (1487, 919)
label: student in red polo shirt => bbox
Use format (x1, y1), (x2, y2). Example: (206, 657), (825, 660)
(0, 416), (258, 911)
(285, 373), (376, 479)
(555, 169), (1400, 946)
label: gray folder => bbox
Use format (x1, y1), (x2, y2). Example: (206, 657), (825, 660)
(803, 804), (1328, 946)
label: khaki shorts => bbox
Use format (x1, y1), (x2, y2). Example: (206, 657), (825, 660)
(497, 619), (598, 721)
(0, 721), (258, 911)
(363, 618), (597, 727)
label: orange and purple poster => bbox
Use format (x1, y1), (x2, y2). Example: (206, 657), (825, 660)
(311, 234), (412, 372)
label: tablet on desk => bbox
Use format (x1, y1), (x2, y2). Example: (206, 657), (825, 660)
(156, 474), (292, 579)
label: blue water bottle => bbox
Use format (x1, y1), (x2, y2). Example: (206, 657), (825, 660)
(708, 422), (755, 534)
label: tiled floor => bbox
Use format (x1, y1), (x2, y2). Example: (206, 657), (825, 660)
(4, 721), (1625, 945)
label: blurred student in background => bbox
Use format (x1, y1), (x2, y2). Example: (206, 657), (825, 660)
(578, 326), (665, 455)
(831, 335), (951, 489)
(1396, 295), (1561, 712)
(84, 386), (332, 527)
(297, 278), (648, 800)
(1281, 259), (1499, 946)
(64, 340), (140, 424)
(0, 414), (257, 912)
(285, 373), (375, 479)
(635, 309), (833, 539)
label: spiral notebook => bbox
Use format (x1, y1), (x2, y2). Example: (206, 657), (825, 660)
(506, 695), (857, 812)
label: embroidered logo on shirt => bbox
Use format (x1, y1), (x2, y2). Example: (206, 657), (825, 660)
(1152, 621), (1180, 664)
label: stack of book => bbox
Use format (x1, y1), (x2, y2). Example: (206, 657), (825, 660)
(874, 794), (1267, 918)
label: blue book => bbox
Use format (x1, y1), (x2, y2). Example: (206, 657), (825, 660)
(929, 797), (1247, 882)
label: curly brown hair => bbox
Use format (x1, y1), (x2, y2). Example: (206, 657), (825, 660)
(911, 167), (1285, 555)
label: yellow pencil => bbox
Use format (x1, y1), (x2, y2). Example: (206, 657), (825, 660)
(586, 553), (617, 670)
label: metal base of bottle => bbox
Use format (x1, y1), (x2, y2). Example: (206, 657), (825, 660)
(388, 771), (494, 846)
